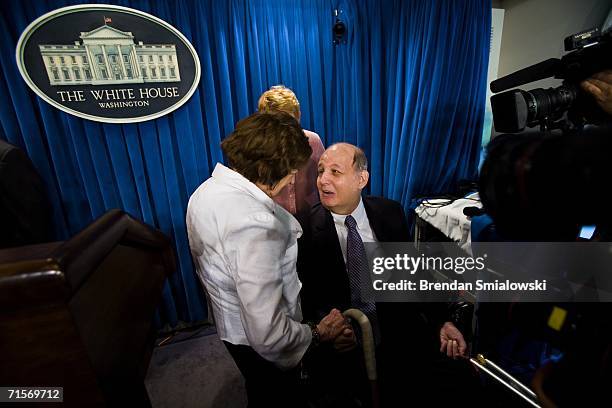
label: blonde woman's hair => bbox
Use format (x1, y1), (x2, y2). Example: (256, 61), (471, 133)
(257, 85), (301, 120)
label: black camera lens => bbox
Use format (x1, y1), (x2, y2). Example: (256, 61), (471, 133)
(527, 85), (577, 126)
(491, 85), (577, 133)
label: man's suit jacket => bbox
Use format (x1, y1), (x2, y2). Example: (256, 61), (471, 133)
(297, 196), (445, 358)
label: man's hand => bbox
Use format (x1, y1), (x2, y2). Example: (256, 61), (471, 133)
(333, 326), (357, 352)
(317, 309), (350, 342)
(439, 321), (467, 359)
(581, 70), (612, 115)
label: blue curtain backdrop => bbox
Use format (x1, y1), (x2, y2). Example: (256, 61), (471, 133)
(0, 0), (490, 328)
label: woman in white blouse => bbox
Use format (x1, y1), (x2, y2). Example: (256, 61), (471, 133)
(186, 112), (347, 407)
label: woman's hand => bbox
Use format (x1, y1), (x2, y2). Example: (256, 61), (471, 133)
(317, 308), (349, 342)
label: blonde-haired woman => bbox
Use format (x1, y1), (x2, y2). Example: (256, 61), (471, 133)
(257, 85), (325, 217)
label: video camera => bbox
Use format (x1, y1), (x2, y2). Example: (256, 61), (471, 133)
(490, 28), (611, 133)
(479, 28), (612, 241)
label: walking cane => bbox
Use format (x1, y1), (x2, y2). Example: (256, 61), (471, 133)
(343, 308), (380, 408)
(470, 353), (542, 408)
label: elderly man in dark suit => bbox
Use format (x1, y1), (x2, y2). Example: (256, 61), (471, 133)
(297, 143), (467, 406)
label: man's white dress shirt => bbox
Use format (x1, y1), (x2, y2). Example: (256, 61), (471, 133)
(186, 163), (311, 370)
(331, 198), (378, 264)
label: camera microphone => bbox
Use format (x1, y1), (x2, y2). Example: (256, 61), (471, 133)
(490, 58), (561, 93)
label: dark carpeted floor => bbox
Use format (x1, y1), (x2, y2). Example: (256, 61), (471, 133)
(145, 326), (247, 408)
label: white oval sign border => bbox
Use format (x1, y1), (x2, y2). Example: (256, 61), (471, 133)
(15, 4), (201, 124)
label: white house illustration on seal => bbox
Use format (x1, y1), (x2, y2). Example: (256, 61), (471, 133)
(39, 23), (181, 86)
